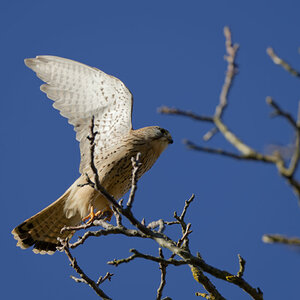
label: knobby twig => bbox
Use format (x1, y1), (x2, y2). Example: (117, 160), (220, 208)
(147, 219), (166, 233)
(96, 272), (114, 285)
(108, 248), (187, 267)
(226, 254), (246, 283)
(192, 265), (226, 300)
(237, 254), (246, 278)
(126, 152), (141, 209)
(215, 26), (239, 120)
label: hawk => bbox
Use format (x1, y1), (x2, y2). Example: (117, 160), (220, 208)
(12, 56), (173, 254)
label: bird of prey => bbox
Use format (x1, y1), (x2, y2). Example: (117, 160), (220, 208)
(12, 56), (173, 254)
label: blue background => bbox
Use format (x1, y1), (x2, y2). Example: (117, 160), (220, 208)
(1, 1), (300, 299)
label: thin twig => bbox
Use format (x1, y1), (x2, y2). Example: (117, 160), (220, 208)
(126, 153), (142, 209)
(158, 106), (214, 123)
(180, 194), (195, 220)
(58, 239), (112, 300)
(185, 140), (268, 161)
(195, 292), (211, 299)
(170, 195), (195, 258)
(266, 97), (298, 130)
(157, 248), (168, 300)
(265, 97), (300, 195)
(69, 224), (146, 249)
(61, 210), (112, 233)
(215, 26), (239, 119)
(262, 234), (300, 246)
(176, 223), (192, 248)
(108, 248), (187, 267)
(237, 254), (246, 278)
(96, 272), (114, 285)
(111, 204), (123, 228)
(267, 47), (300, 78)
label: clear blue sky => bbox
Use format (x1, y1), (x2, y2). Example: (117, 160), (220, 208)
(2, 1), (300, 299)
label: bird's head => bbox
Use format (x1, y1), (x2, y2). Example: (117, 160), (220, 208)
(138, 126), (173, 144)
(132, 126), (173, 147)
(140, 126), (173, 157)
(156, 127), (173, 144)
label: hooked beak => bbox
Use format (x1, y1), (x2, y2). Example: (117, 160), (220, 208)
(168, 137), (173, 144)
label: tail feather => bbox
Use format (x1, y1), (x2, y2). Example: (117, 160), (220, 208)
(12, 190), (81, 255)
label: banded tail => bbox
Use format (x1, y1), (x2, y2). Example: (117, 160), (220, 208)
(12, 191), (81, 255)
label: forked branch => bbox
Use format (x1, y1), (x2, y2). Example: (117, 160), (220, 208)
(159, 27), (300, 201)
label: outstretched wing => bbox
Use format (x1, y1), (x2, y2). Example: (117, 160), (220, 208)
(25, 56), (133, 173)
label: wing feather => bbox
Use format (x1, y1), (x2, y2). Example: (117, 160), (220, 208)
(25, 55), (133, 173)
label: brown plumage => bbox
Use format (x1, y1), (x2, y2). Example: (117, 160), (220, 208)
(12, 56), (173, 254)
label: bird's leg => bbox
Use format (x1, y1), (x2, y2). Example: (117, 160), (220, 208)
(82, 206), (113, 224)
(82, 206), (96, 224)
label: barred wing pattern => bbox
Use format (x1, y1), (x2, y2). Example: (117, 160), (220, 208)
(25, 56), (133, 173)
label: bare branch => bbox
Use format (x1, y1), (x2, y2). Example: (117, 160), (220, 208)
(191, 266), (226, 300)
(107, 252), (137, 267)
(179, 194), (195, 220)
(158, 106), (214, 123)
(111, 204), (123, 228)
(195, 292), (211, 299)
(69, 136), (263, 300)
(70, 271), (113, 286)
(297, 101), (300, 127)
(215, 26), (239, 119)
(147, 219), (166, 233)
(267, 47), (300, 78)
(61, 210), (112, 233)
(108, 248), (188, 267)
(156, 248), (168, 300)
(58, 239), (112, 300)
(185, 140), (275, 163)
(266, 97), (298, 130)
(176, 223), (192, 249)
(159, 28), (300, 203)
(86, 117), (123, 212)
(170, 195), (195, 257)
(237, 254), (246, 278)
(264, 99), (300, 195)
(126, 152), (142, 209)
(69, 224), (146, 249)
(262, 234), (300, 246)
(96, 272), (114, 286)
(203, 127), (218, 141)
(226, 254), (246, 285)
(164, 220), (180, 226)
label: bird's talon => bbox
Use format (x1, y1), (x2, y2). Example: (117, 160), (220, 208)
(82, 206), (95, 224)
(82, 206), (113, 224)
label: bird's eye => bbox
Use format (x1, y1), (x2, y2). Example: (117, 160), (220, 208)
(160, 128), (167, 135)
